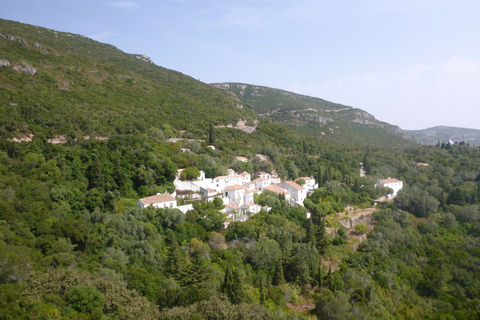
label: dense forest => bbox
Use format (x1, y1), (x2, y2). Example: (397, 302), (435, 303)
(1, 128), (479, 319)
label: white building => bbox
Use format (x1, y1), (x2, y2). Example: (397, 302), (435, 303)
(137, 193), (177, 209)
(377, 178), (403, 198)
(296, 177), (318, 192)
(278, 181), (307, 204)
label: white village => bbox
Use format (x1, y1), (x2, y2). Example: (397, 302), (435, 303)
(137, 154), (403, 225)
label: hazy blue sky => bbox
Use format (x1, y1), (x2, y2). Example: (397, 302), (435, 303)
(3, 0), (480, 130)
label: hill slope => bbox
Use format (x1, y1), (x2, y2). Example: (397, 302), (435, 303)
(407, 126), (480, 146)
(0, 19), (256, 139)
(211, 83), (419, 147)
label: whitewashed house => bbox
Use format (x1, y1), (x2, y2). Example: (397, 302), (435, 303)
(137, 193), (177, 209)
(223, 185), (245, 206)
(278, 181), (307, 204)
(296, 177), (318, 192)
(236, 156), (248, 162)
(242, 202), (259, 215)
(377, 178), (403, 197)
(253, 177), (271, 190)
(263, 184), (291, 202)
(256, 154), (269, 161)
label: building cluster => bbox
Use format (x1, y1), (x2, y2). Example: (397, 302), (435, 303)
(137, 167), (318, 224)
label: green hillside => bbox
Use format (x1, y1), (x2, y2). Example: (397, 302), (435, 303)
(211, 83), (420, 147)
(0, 19), (256, 139)
(1, 19), (480, 320)
(407, 126), (480, 146)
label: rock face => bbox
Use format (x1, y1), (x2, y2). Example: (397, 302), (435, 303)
(0, 60), (10, 67)
(12, 63), (36, 75)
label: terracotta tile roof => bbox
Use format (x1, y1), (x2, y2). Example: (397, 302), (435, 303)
(245, 189), (261, 193)
(224, 185), (245, 191)
(280, 181), (304, 190)
(226, 203), (240, 210)
(379, 178), (402, 184)
(244, 202), (256, 207)
(139, 193), (176, 205)
(240, 171), (250, 176)
(253, 177), (268, 182)
(264, 185), (289, 195)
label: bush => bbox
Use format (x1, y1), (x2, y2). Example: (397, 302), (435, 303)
(67, 285), (105, 315)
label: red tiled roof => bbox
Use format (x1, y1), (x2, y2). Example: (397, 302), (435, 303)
(224, 185), (245, 191)
(280, 181), (304, 190)
(264, 185), (289, 195)
(139, 193), (176, 205)
(379, 178), (402, 184)
(226, 203), (240, 210)
(253, 177), (268, 182)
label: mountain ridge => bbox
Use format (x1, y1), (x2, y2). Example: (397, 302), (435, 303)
(211, 82), (420, 147)
(407, 126), (480, 146)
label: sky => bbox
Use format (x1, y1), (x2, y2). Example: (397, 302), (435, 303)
(2, 0), (480, 130)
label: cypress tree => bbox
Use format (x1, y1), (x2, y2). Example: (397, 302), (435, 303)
(317, 265), (323, 287)
(306, 219), (316, 247)
(272, 259), (285, 286)
(222, 265), (245, 304)
(315, 216), (329, 255)
(165, 233), (183, 279)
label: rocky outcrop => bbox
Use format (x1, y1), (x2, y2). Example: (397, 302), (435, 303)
(0, 33), (28, 44)
(0, 60), (10, 67)
(134, 54), (154, 64)
(12, 62), (36, 75)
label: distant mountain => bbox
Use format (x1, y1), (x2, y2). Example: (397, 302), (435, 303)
(0, 19), (256, 139)
(407, 126), (480, 146)
(211, 83), (420, 147)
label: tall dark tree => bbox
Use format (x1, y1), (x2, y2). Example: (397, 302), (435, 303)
(363, 152), (372, 175)
(165, 232), (183, 279)
(209, 121), (215, 144)
(272, 259), (285, 286)
(221, 265), (245, 304)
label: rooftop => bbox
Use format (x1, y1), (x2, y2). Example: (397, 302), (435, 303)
(139, 193), (176, 205)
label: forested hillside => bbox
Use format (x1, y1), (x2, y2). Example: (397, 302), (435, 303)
(0, 19), (479, 320)
(0, 19), (256, 139)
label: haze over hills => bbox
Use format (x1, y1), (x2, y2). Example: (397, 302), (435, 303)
(407, 126), (480, 146)
(211, 83), (420, 147)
